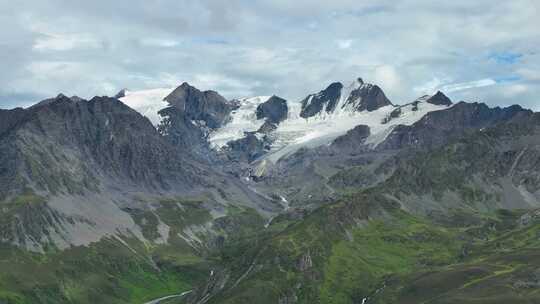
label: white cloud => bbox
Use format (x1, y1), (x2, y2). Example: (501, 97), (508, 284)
(516, 68), (540, 81)
(337, 39), (353, 49)
(33, 33), (101, 51)
(503, 84), (528, 97)
(414, 77), (498, 96)
(0, 0), (539, 109)
(373, 65), (400, 92)
(440, 79), (497, 93)
(413, 78), (445, 95)
(139, 38), (180, 48)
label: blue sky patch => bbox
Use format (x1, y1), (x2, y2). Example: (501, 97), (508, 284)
(494, 75), (522, 83)
(489, 52), (523, 64)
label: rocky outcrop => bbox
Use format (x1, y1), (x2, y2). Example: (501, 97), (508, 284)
(426, 91), (452, 106)
(300, 82), (343, 118)
(163, 82), (234, 129)
(344, 78), (392, 112)
(158, 82), (236, 157)
(257, 120), (279, 134)
(256, 95), (288, 124)
(299, 78), (392, 118)
(224, 133), (270, 163)
(331, 124), (371, 153)
(114, 88), (127, 99)
(0, 107), (26, 137)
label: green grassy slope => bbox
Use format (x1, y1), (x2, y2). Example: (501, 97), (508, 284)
(0, 195), (266, 304)
(202, 193), (540, 304)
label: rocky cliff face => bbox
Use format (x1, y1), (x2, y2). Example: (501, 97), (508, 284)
(158, 83), (236, 158)
(299, 78), (392, 118)
(344, 78), (392, 112)
(378, 102), (530, 151)
(0, 94), (278, 252)
(0, 94), (209, 199)
(164, 82), (234, 129)
(425, 90), (453, 106)
(331, 124), (371, 153)
(300, 82), (343, 118)
(256, 95), (288, 124)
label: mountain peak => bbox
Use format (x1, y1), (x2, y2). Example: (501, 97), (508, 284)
(162, 82), (233, 129)
(300, 78), (392, 118)
(114, 89), (127, 99)
(256, 95), (288, 124)
(344, 79), (392, 111)
(426, 91), (452, 106)
(299, 82), (343, 118)
(56, 93), (69, 99)
(179, 82), (192, 89)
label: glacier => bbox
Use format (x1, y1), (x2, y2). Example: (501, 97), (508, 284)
(117, 79), (451, 164)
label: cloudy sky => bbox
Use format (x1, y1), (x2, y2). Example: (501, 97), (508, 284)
(1, 0), (539, 110)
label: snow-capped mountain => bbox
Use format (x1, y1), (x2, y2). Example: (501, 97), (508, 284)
(213, 78), (453, 163)
(119, 88), (172, 125)
(118, 78), (457, 164)
(208, 96), (272, 148)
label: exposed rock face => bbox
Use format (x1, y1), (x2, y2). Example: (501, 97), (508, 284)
(158, 82), (236, 157)
(344, 78), (392, 112)
(0, 108), (26, 137)
(157, 105), (208, 153)
(382, 92), (451, 124)
(164, 82), (234, 129)
(378, 102), (530, 151)
(257, 120), (278, 134)
(256, 95), (288, 124)
(426, 91), (452, 106)
(300, 82), (343, 118)
(224, 133), (270, 163)
(114, 88), (127, 99)
(299, 78), (392, 119)
(0, 95), (210, 199)
(331, 125), (371, 153)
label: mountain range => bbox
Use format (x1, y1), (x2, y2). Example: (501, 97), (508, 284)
(1, 77), (539, 304)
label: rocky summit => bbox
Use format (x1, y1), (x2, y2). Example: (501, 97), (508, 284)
(1, 77), (540, 304)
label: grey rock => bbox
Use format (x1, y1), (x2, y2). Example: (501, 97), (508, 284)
(257, 121), (278, 134)
(344, 78), (393, 112)
(331, 124), (371, 153)
(300, 82), (343, 118)
(299, 78), (392, 118)
(114, 88), (127, 99)
(224, 132), (270, 163)
(378, 102), (530, 150)
(426, 91), (452, 106)
(256, 95), (288, 124)
(164, 82), (234, 129)
(158, 82), (237, 158)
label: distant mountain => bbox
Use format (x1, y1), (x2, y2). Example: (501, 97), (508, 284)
(299, 78), (392, 118)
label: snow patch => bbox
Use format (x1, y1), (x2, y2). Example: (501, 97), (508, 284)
(208, 96), (271, 147)
(208, 80), (451, 163)
(119, 88), (174, 125)
(262, 101), (449, 163)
